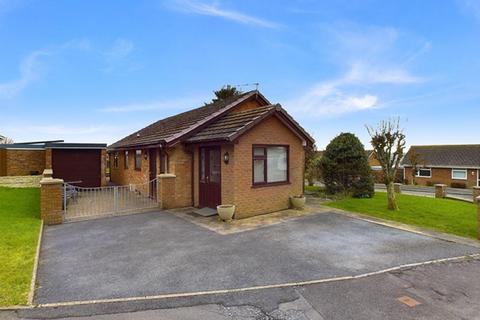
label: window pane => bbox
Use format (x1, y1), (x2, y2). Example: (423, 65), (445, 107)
(135, 150), (142, 169)
(200, 149), (205, 181)
(267, 146), (287, 183)
(254, 159), (265, 183)
(124, 151), (129, 169)
(254, 147), (265, 156)
(452, 169), (467, 179)
(210, 149), (221, 183)
(417, 168), (430, 177)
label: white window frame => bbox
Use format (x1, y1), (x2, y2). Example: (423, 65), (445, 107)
(451, 169), (467, 180)
(415, 168), (431, 178)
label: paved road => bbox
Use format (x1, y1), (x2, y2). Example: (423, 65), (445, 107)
(35, 210), (479, 304)
(7, 257), (480, 319)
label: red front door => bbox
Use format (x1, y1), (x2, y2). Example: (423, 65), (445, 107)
(199, 146), (221, 208)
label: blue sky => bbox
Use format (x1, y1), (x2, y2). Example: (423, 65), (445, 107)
(1, 0), (479, 149)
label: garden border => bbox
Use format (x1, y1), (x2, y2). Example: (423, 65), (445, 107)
(27, 220), (43, 305)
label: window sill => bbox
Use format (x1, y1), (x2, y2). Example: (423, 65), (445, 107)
(251, 181), (291, 188)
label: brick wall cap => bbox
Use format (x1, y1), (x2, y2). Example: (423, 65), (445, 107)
(40, 177), (64, 185)
(158, 174), (176, 179)
(434, 184), (447, 187)
(42, 169), (53, 176)
(394, 183), (402, 185)
(473, 186), (480, 190)
(476, 196), (480, 203)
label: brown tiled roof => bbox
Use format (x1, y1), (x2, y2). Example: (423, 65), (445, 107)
(109, 91), (265, 149)
(401, 145), (480, 168)
(186, 104), (315, 145)
(186, 105), (276, 143)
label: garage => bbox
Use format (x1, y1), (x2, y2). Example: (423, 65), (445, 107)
(50, 143), (106, 187)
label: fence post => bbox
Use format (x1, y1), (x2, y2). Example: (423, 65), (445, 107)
(473, 186), (480, 203)
(113, 186), (118, 213)
(157, 174), (176, 209)
(40, 170), (64, 225)
(434, 184), (447, 198)
(393, 183), (402, 194)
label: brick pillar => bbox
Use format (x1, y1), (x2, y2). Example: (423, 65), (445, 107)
(40, 170), (64, 225)
(157, 174), (176, 209)
(394, 183), (402, 194)
(101, 149), (107, 186)
(45, 148), (52, 169)
(434, 184), (447, 198)
(473, 186), (480, 203)
(476, 196), (480, 240)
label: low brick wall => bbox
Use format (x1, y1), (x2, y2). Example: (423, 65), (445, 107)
(39, 169), (64, 225)
(0, 175), (42, 188)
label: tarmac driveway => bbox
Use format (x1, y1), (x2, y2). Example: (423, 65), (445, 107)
(35, 210), (479, 304)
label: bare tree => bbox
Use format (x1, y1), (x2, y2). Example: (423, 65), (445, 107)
(408, 150), (423, 185)
(0, 136), (13, 144)
(366, 119), (406, 210)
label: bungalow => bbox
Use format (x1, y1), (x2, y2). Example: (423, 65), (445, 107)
(108, 90), (314, 218)
(401, 145), (480, 188)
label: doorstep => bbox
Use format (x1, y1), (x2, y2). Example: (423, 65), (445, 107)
(168, 206), (330, 235)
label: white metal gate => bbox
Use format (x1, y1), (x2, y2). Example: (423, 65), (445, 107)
(63, 178), (159, 222)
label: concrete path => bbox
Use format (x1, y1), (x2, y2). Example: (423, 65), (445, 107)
(34, 210), (479, 305)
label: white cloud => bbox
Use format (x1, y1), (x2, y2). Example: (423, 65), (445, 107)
(100, 96), (208, 113)
(345, 62), (423, 84)
(287, 24), (427, 117)
(167, 0), (280, 29)
(0, 50), (50, 98)
(0, 39), (91, 99)
(103, 38), (135, 73)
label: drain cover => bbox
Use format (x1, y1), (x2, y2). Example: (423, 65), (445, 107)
(397, 295), (421, 307)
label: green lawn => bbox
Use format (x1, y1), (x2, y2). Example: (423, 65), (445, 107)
(0, 187), (41, 306)
(325, 192), (478, 239)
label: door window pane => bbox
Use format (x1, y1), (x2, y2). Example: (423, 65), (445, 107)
(200, 148), (206, 181)
(210, 149), (221, 183)
(254, 159), (265, 183)
(267, 146), (287, 183)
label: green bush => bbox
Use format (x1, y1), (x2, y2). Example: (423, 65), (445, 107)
(320, 132), (374, 198)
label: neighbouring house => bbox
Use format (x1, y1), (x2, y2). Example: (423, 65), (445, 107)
(366, 150), (403, 184)
(0, 140), (107, 187)
(108, 90), (315, 219)
(402, 144), (480, 188)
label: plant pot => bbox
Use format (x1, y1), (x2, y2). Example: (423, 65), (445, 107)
(290, 196), (306, 210)
(217, 204), (235, 221)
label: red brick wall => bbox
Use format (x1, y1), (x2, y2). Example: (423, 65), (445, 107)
(110, 148), (150, 186)
(404, 167), (479, 188)
(231, 115), (305, 218)
(4, 149), (46, 176)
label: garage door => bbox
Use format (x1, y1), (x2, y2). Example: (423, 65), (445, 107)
(52, 149), (101, 187)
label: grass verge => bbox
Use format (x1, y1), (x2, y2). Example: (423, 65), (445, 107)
(0, 187), (41, 306)
(325, 192), (478, 239)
